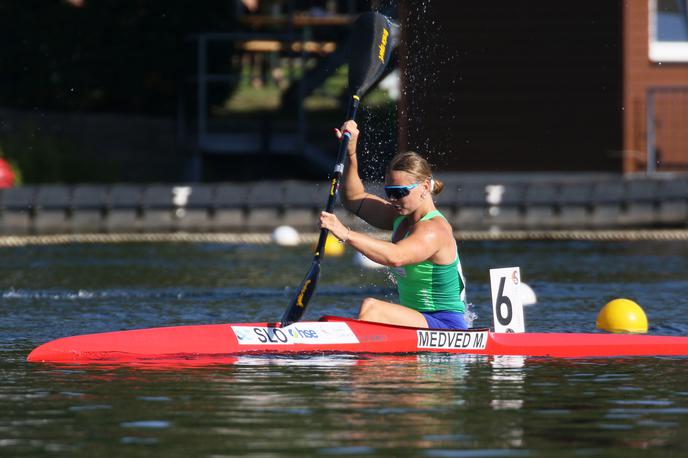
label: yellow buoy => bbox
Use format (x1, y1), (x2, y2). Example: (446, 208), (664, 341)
(596, 298), (648, 333)
(322, 233), (345, 257)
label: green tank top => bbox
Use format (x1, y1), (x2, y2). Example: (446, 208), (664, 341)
(390, 210), (466, 313)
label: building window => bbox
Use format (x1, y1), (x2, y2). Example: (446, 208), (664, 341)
(649, 0), (688, 62)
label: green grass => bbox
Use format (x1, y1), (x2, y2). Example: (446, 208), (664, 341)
(220, 64), (394, 114)
(216, 62), (398, 166)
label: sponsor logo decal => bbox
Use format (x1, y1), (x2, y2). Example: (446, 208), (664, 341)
(232, 322), (359, 345)
(417, 330), (488, 350)
(378, 28), (389, 63)
(296, 280), (311, 307)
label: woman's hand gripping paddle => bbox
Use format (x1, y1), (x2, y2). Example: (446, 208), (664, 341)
(280, 11), (398, 327)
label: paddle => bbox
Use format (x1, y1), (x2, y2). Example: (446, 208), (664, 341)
(280, 11), (397, 327)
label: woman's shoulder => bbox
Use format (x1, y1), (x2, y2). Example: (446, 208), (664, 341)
(417, 212), (454, 239)
(413, 214), (448, 233)
(416, 213), (457, 263)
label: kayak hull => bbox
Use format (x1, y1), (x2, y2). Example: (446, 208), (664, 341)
(27, 315), (688, 363)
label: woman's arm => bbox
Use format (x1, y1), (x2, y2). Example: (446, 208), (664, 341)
(337, 121), (397, 230)
(320, 211), (442, 267)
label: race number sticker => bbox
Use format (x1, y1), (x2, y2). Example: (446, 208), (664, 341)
(490, 267), (526, 333)
(417, 330), (488, 350)
(232, 322), (359, 345)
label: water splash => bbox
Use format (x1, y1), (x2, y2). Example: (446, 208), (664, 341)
(400, 0), (459, 168)
(464, 302), (478, 328)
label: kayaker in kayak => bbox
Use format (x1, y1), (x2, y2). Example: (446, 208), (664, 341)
(319, 120), (468, 330)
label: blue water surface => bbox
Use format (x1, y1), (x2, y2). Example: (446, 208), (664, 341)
(2, 240), (688, 457)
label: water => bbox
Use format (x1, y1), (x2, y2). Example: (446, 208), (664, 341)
(3, 240), (688, 457)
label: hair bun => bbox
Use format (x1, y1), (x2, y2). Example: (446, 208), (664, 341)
(432, 178), (444, 195)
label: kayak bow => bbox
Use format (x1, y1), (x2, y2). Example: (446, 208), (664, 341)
(27, 315), (688, 363)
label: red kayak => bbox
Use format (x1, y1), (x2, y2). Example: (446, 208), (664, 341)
(26, 315), (688, 363)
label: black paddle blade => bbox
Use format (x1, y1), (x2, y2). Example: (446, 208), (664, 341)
(348, 11), (398, 97)
(280, 260), (321, 327)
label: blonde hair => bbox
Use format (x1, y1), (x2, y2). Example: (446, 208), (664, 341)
(386, 151), (444, 195)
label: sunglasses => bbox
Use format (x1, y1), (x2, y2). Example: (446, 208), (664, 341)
(384, 182), (419, 200)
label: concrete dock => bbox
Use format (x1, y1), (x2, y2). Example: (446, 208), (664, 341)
(0, 174), (686, 241)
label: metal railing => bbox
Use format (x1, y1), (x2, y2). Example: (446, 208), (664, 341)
(179, 27), (352, 180)
(193, 31), (307, 154)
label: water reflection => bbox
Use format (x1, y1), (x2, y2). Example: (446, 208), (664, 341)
(490, 355), (526, 411)
(6, 353), (688, 455)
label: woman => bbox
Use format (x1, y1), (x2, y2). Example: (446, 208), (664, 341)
(319, 120), (468, 330)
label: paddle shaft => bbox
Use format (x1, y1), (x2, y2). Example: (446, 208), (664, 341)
(281, 11), (395, 327)
(314, 95), (360, 260)
(279, 96), (360, 327)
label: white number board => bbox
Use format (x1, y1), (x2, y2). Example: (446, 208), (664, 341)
(489, 267), (525, 333)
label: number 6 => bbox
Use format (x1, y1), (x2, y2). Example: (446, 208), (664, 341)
(496, 276), (512, 326)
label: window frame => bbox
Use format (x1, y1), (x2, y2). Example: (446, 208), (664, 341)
(648, 0), (688, 62)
